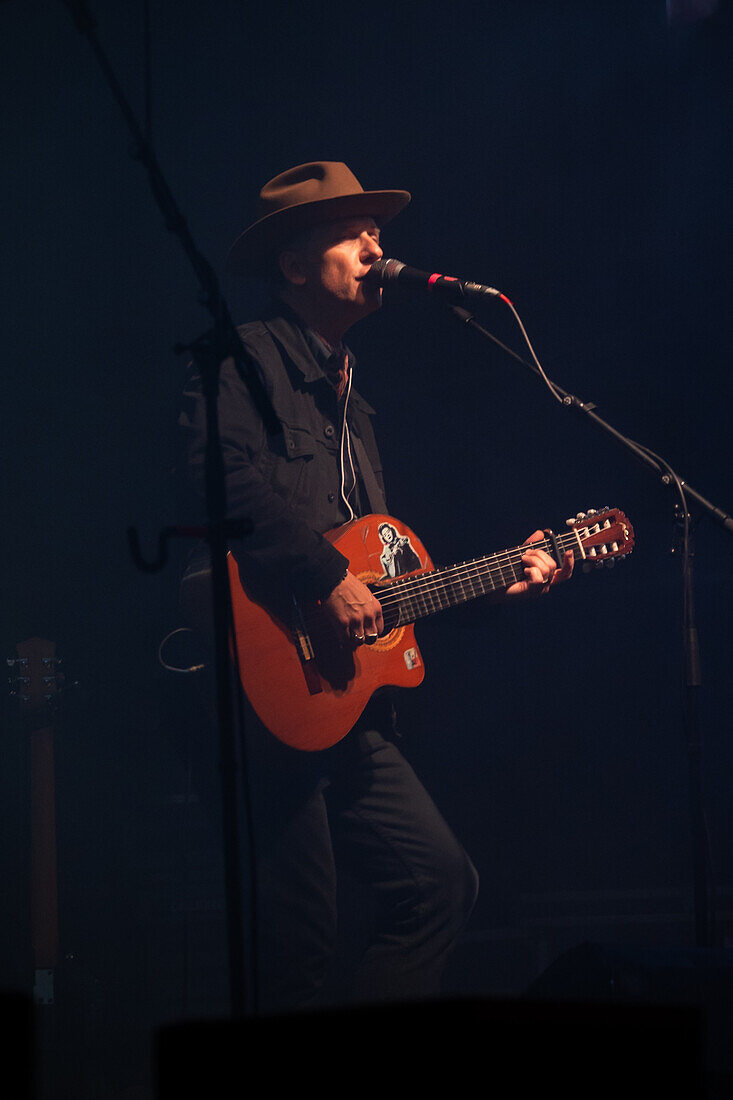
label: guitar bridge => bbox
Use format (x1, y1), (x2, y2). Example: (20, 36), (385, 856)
(292, 599), (322, 696)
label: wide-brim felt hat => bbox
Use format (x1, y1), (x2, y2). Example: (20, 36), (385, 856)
(225, 161), (411, 277)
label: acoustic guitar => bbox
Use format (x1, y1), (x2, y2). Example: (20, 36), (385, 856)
(226, 507), (634, 752)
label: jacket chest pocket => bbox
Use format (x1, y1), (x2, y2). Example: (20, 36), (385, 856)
(282, 425), (316, 460)
(262, 424), (317, 508)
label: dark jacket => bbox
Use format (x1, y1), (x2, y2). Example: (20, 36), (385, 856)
(178, 303), (387, 616)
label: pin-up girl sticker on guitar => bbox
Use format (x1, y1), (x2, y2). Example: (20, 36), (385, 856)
(378, 521), (422, 578)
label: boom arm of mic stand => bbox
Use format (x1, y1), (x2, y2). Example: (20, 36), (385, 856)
(450, 306), (733, 536)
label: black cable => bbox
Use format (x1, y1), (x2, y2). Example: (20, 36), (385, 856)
(143, 0), (152, 142)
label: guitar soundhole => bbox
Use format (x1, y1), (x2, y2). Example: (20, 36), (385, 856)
(367, 583), (401, 635)
(298, 596), (403, 692)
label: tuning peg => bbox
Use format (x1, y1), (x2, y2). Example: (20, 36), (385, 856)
(576, 512), (587, 520)
(604, 558), (615, 568)
(587, 508), (597, 515)
(565, 517), (577, 527)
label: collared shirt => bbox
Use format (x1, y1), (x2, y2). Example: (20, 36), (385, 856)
(272, 299), (352, 399)
(303, 327), (353, 399)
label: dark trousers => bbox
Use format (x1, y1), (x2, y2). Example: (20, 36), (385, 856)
(228, 697), (479, 1015)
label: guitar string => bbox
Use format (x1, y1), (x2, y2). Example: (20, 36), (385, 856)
(379, 518), (622, 597)
(299, 523), (622, 643)
(374, 523), (623, 617)
(376, 555), (528, 608)
(301, 536), (570, 646)
(374, 531), (582, 611)
(376, 557), (554, 616)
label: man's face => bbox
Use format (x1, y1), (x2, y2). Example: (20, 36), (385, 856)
(282, 216), (384, 322)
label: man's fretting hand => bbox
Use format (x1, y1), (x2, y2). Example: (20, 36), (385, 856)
(503, 530), (574, 599)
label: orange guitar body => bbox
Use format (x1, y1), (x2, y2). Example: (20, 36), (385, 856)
(227, 514), (433, 752)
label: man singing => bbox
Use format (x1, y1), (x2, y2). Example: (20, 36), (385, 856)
(179, 161), (573, 1013)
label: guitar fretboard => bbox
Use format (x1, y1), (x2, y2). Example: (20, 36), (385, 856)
(377, 530), (579, 627)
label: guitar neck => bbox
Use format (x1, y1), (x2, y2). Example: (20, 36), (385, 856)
(381, 530), (579, 626)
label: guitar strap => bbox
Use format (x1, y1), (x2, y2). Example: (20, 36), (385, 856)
(351, 433), (387, 515)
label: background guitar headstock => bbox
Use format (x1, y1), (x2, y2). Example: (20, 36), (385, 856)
(8, 638), (64, 728)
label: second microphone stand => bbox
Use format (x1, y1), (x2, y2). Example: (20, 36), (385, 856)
(63, 0), (263, 1017)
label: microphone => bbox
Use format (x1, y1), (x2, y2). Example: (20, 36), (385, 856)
(365, 258), (501, 302)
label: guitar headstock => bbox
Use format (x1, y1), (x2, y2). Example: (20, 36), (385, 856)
(566, 507), (635, 571)
(8, 638), (64, 727)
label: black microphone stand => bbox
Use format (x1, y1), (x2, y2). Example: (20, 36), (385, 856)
(62, 0), (258, 1016)
(451, 303), (733, 951)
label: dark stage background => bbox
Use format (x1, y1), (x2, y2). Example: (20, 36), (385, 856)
(3, 1), (732, 1095)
